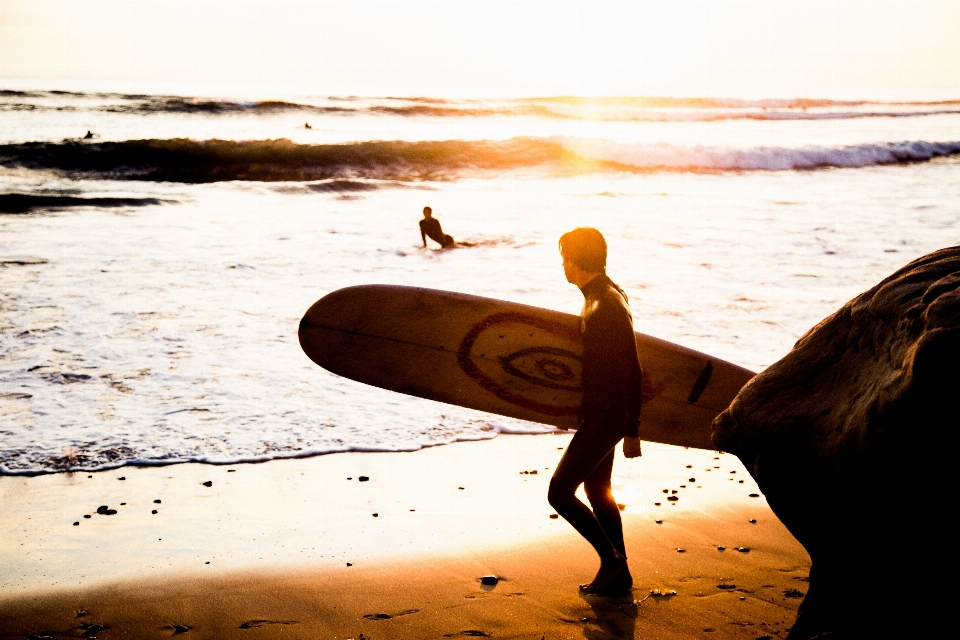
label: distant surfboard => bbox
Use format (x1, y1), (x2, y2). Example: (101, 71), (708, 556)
(299, 285), (755, 451)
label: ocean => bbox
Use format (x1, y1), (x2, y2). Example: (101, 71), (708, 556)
(1, 87), (958, 475)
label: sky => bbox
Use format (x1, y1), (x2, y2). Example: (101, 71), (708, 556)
(1, 0), (959, 98)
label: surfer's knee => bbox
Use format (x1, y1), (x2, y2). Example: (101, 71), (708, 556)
(547, 477), (575, 510)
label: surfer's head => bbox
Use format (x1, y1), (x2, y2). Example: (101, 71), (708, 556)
(559, 227), (606, 283)
(423, 206), (433, 219)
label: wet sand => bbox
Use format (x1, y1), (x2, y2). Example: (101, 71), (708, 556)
(0, 434), (809, 639)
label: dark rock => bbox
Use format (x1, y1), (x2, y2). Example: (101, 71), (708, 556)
(358, 476), (369, 482)
(152, 510), (158, 514)
(480, 575), (499, 585)
(118, 477), (125, 480)
(95, 505), (117, 515)
(712, 246), (960, 639)
(154, 499), (161, 503)
(667, 496), (679, 502)
(549, 513), (559, 519)
(655, 519), (663, 524)
(83, 515), (91, 519)
(202, 481), (212, 487)
(689, 478), (696, 482)
(73, 522), (79, 526)
(676, 548), (686, 553)
(736, 547), (749, 553)
(717, 546), (725, 551)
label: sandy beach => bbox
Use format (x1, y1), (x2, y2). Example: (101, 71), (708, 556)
(1, 434), (809, 639)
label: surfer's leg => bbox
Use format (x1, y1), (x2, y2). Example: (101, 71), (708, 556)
(583, 450), (626, 557)
(548, 425), (630, 592)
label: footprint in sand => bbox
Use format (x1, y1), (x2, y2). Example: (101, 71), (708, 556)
(237, 619), (299, 629)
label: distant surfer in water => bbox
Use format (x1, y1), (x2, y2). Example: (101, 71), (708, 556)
(550, 227), (643, 596)
(419, 206), (455, 248)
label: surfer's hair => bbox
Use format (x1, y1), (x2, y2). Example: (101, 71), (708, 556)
(559, 227), (606, 274)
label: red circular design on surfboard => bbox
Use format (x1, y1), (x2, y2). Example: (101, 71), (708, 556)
(457, 312), (582, 417)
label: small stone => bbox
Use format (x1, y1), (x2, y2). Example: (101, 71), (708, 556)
(676, 548), (686, 553)
(152, 510), (158, 514)
(96, 505), (117, 515)
(154, 499), (161, 503)
(549, 514), (559, 519)
(358, 476), (369, 482)
(83, 514), (91, 519)
(118, 477), (125, 480)
(748, 493), (760, 498)
(662, 489), (668, 493)
(717, 584), (736, 590)
(737, 547), (751, 553)
(749, 518), (757, 524)
(667, 496), (678, 502)
(679, 485), (686, 488)
(480, 575), (499, 585)
(372, 513), (378, 517)
(739, 596), (746, 601)
(654, 502), (661, 506)
(686, 465), (692, 468)
(120, 502), (126, 505)
(346, 562), (353, 566)
(655, 519), (663, 524)
(202, 481), (212, 487)
(738, 480), (744, 484)
(205, 561), (210, 565)
(347, 477), (352, 480)
(671, 489), (677, 494)
(688, 478), (696, 482)
(730, 470), (736, 474)
(718, 546), (726, 551)
(458, 487), (465, 490)
(73, 521), (79, 526)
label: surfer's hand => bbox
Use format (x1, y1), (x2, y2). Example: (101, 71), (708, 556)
(623, 437), (641, 458)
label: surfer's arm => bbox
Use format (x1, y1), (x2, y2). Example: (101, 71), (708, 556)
(615, 308), (644, 440)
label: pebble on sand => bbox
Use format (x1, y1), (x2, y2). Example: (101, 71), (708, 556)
(655, 519), (663, 524)
(748, 493), (760, 497)
(749, 518), (757, 523)
(549, 514), (559, 519)
(96, 505), (117, 515)
(202, 481), (213, 487)
(154, 499), (161, 503)
(676, 548), (686, 553)
(667, 496), (679, 502)
(718, 546), (726, 551)
(83, 515), (91, 519)
(358, 476), (369, 482)
(152, 510), (158, 514)
(480, 575), (499, 585)
(73, 521), (79, 526)
(737, 547), (751, 553)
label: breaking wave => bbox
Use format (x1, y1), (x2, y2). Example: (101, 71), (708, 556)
(1, 137), (958, 183)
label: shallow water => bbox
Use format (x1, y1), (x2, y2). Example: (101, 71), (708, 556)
(1, 88), (959, 474)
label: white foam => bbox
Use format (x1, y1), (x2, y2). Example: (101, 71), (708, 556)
(562, 138), (960, 172)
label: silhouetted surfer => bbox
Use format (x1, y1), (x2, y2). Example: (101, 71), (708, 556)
(83, 130), (95, 139)
(419, 206), (455, 248)
(549, 227), (643, 596)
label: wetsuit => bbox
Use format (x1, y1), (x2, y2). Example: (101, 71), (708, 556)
(420, 217), (455, 248)
(548, 273), (643, 558)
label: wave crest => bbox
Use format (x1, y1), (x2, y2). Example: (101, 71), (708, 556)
(1, 137), (957, 183)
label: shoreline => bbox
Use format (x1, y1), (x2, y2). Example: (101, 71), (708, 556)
(0, 434), (809, 638)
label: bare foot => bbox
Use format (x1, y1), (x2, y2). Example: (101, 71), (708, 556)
(579, 554), (633, 595)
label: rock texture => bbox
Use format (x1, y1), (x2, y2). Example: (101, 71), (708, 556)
(713, 246), (959, 639)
